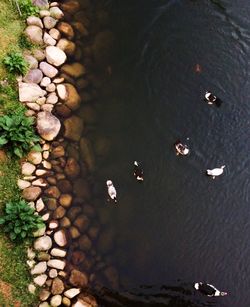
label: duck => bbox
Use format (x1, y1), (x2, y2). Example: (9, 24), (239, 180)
(205, 91), (217, 104)
(133, 161), (144, 181)
(206, 165), (225, 179)
(106, 180), (117, 203)
(194, 282), (228, 297)
(175, 141), (190, 156)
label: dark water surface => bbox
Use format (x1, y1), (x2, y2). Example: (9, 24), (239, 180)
(93, 0), (250, 306)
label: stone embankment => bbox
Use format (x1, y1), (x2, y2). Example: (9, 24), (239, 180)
(18, 0), (117, 306)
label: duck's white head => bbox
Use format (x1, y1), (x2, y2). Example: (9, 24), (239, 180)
(106, 180), (113, 187)
(221, 165), (226, 169)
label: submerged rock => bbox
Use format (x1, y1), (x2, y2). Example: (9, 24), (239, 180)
(61, 63), (85, 78)
(80, 137), (95, 172)
(69, 269), (88, 288)
(57, 22), (74, 39)
(63, 115), (83, 141)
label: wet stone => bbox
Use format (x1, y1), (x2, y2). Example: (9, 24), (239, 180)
(59, 194), (72, 208)
(44, 186), (61, 198)
(69, 269), (88, 288)
(78, 234), (92, 252)
(51, 277), (64, 295)
(60, 217), (71, 228)
(73, 215), (89, 232)
(53, 206), (66, 219)
(46, 198), (58, 210)
(57, 179), (72, 193)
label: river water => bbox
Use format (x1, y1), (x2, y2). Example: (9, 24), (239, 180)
(92, 0), (250, 306)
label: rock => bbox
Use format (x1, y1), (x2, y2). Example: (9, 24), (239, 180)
(42, 160), (52, 169)
(28, 283), (36, 294)
(36, 111), (61, 141)
(78, 235), (92, 252)
(44, 186), (61, 198)
(67, 207), (82, 222)
(51, 248), (66, 257)
(50, 7), (64, 19)
(39, 289), (50, 301)
(36, 97), (46, 105)
(60, 217), (71, 228)
(64, 84), (81, 110)
(43, 32), (56, 46)
(57, 22), (74, 39)
(69, 226), (80, 239)
(36, 198), (45, 212)
(25, 25), (43, 45)
(92, 31), (114, 65)
(32, 0), (49, 8)
(39, 61), (58, 78)
(62, 297), (71, 306)
(40, 76), (51, 87)
(46, 83), (56, 92)
(53, 206), (66, 219)
(39, 303), (50, 307)
(54, 77), (64, 84)
(73, 179), (90, 200)
(19, 82), (46, 102)
(76, 78), (89, 90)
(51, 145), (65, 158)
(57, 179), (72, 193)
(31, 261), (47, 275)
(18, 179), (31, 189)
(26, 102), (40, 111)
(47, 259), (66, 270)
(49, 220), (59, 229)
(49, 269), (58, 278)
(23, 69), (43, 84)
(27, 247), (36, 260)
(56, 84), (67, 100)
(40, 10), (50, 18)
(27, 16), (43, 28)
(80, 137), (95, 172)
(24, 54), (38, 69)
(61, 63), (85, 78)
(57, 39), (76, 56)
(22, 186), (42, 201)
(32, 178), (47, 187)
(78, 105), (97, 125)
(33, 274), (47, 286)
(72, 21), (88, 38)
(33, 49), (46, 61)
(55, 104), (71, 118)
(59, 194), (72, 208)
(42, 104), (53, 112)
(46, 92), (58, 104)
(74, 294), (98, 307)
(27, 151), (42, 165)
(50, 295), (62, 307)
(51, 277), (64, 295)
(63, 116), (83, 142)
(43, 16), (58, 29)
(45, 46), (67, 67)
(64, 288), (80, 299)
(49, 28), (61, 40)
(34, 235), (52, 251)
(36, 169), (47, 176)
(65, 157), (80, 178)
(54, 230), (67, 246)
(69, 269), (88, 288)
(37, 251), (50, 261)
(61, 1), (80, 14)
(42, 212), (50, 221)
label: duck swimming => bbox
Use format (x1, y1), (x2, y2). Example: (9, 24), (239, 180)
(133, 161), (144, 181)
(206, 165), (225, 179)
(106, 180), (117, 203)
(194, 282), (228, 297)
(175, 141), (190, 156)
(205, 91), (217, 104)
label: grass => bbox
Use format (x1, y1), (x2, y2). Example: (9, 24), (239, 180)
(0, 0), (39, 306)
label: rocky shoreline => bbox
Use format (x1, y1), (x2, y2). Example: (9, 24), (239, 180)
(18, 0), (117, 306)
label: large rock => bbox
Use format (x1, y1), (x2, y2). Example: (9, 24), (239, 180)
(34, 236), (52, 251)
(25, 25), (43, 45)
(63, 116), (83, 141)
(43, 32), (56, 46)
(23, 69), (43, 84)
(32, 0), (49, 8)
(80, 137), (95, 172)
(27, 151), (43, 165)
(51, 248), (66, 258)
(45, 46), (67, 67)
(39, 61), (58, 78)
(65, 157), (80, 178)
(61, 63), (85, 78)
(54, 230), (67, 247)
(51, 277), (64, 295)
(31, 261), (47, 275)
(22, 162), (36, 175)
(36, 111), (61, 141)
(22, 186), (42, 201)
(50, 7), (64, 19)
(43, 16), (58, 30)
(57, 83), (81, 110)
(69, 269), (88, 288)
(27, 16), (43, 28)
(56, 39), (76, 56)
(61, 1), (80, 14)
(73, 294), (97, 307)
(47, 259), (66, 270)
(19, 82), (46, 102)
(57, 22), (74, 39)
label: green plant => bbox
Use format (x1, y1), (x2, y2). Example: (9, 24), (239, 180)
(19, 33), (34, 50)
(0, 111), (40, 158)
(3, 52), (28, 75)
(0, 200), (44, 241)
(17, 0), (40, 19)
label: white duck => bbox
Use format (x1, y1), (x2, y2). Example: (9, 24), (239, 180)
(106, 180), (117, 203)
(206, 165), (225, 179)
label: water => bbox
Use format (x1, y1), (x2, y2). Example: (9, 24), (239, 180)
(92, 1), (250, 306)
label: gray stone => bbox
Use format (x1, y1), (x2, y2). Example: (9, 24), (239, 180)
(45, 46), (67, 67)
(50, 7), (64, 19)
(43, 16), (58, 29)
(23, 69), (43, 84)
(34, 235), (52, 251)
(22, 186), (42, 201)
(25, 25), (43, 45)
(43, 32), (56, 46)
(50, 295), (62, 307)
(33, 274), (47, 286)
(36, 111), (61, 141)
(18, 179), (31, 189)
(39, 61), (58, 78)
(32, 0), (49, 9)
(22, 162), (36, 175)
(27, 16), (43, 28)
(54, 230), (67, 247)
(19, 82), (46, 102)
(24, 54), (38, 69)
(51, 248), (66, 258)
(31, 261), (47, 275)
(47, 259), (66, 270)
(64, 288), (80, 299)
